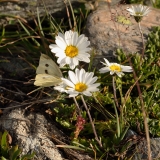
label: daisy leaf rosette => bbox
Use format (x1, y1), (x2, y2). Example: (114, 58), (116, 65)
(49, 30), (91, 70)
(126, 4), (150, 22)
(54, 68), (100, 97)
(99, 58), (133, 77)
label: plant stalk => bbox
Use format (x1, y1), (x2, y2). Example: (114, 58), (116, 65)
(138, 22), (145, 59)
(80, 95), (102, 147)
(73, 97), (81, 116)
(112, 76), (119, 109)
(128, 62), (152, 160)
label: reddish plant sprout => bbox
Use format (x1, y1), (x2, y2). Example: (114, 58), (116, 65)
(74, 116), (86, 139)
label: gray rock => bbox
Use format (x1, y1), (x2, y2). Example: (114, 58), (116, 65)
(0, 107), (93, 160)
(0, 55), (33, 78)
(0, 0), (78, 25)
(84, 3), (160, 66)
(125, 129), (160, 160)
(0, 108), (64, 160)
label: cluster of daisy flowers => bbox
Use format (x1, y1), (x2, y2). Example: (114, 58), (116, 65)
(33, 3), (152, 149)
(34, 3), (152, 98)
(47, 30), (133, 97)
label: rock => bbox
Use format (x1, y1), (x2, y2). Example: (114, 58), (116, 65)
(0, 54), (33, 78)
(0, 108), (64, 160)
(84, 2), (160, 66)
(125, 130), (160, 160)
(0, 107), (93, 160)
(0, 0), (78, 26)
(84, 0), (120, 10)
(133, 138), (160, 160)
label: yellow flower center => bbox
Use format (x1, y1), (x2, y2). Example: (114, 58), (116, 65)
(110, 65), (121, 72)
(65, 45), (78, 58)
(135, 12), (143, 16)
(75, 83), (87, 92)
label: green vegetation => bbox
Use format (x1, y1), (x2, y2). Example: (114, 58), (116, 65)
(125, 0), (160, 8)
(0, 131), (34, 160)
(0, 0), (160, 160)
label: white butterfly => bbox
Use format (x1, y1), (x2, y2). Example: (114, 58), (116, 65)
(34, 54), (63, 87)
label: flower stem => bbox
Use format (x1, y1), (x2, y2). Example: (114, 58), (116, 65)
(128, 60), (152, 160)
(113, 102), (120, 137)
(138, 22), (145, 59)
(73, 97), (81, 116)
(112, 76), (119, 110)
(80, 95), (102, 147)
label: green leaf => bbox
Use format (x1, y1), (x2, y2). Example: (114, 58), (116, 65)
(21, 152), (35, 160)
(10, 145), (21, 160)
(1, 156), (7, 160)
(1, 131), (9, 158)
(1, 131), (8, 148)
(9, 145), (18, 159)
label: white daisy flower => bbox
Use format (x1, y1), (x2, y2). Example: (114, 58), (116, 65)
(49, 30), (91, 70)
(126, 4), (150, 22)
(99, 58), (133, 77)
(54, 68), (100, 97)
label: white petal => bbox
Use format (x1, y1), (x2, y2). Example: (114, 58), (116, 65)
(121, 66), (133, 72)
(99, 67), (110, 73)
(78, 48), (91, 53)
(77, 41), (90, 50)
(75, 68), (80, 79)
(103, 58), (111, 66)
(83, 91), (92, 96)
(87, 83), (100, 91)
(68, 93), (79, 97)
(86, 76), (97, 85)
(72, 32), (78, 46)
(68, 70), (78, 84)
(65, 57), (71, 64)
(51, 47), (64, 54)
(72, 58), (79, 66)
(67, 89), (79, 97)
(55, 52), (66, 58)
(65, 30), (73, 45)
(110, 71), (115, 75)
(57, 57), (65, 64)
(57, 58), (66, 67)
(55, 38), (67, 50)
(77, 51), (90, 57)
(116, 72), (123, 77)
(49, 44), (57, 49)
(83, 57), (90, 63)
(62, 78), (75, 88)
(69, 62), (76, 70)
(76, 35), (85, 46)
(54, 85), (65, 93)
(79, 68), (85, 82)
(76, 54), (90, 63)
(84, 72), (94, 83)
(57, 56), (64, 63)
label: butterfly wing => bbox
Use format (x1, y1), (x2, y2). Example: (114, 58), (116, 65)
(36, 54), (63, 78)
(34, 74), (62, 87)
(34, 54), (63, 87)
